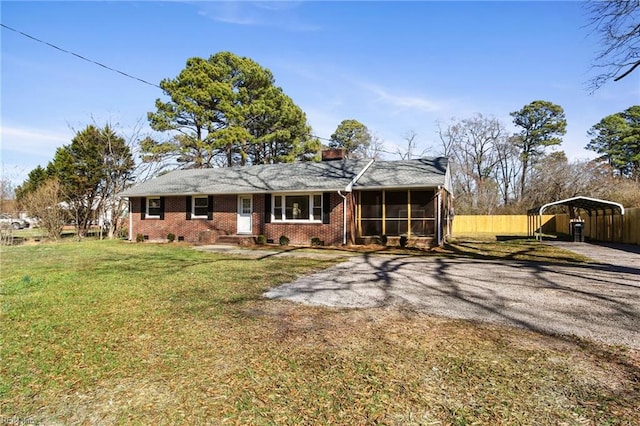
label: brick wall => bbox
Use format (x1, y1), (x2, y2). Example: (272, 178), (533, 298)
(131, 195), (237, 243)
(263, 192), (351, 245)
(129, 192), (353, 246)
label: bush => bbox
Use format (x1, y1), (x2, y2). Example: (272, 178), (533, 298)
(136, 233), (144, 243)
(117, 226), (129, 239)
(399, 235), (408, 248)
(311, 236), (323, 246)
(167, 233), (176, 243)
(381, 235), (388, 246)
(256, 234), (267, 245)
(279, 235), (290, 246)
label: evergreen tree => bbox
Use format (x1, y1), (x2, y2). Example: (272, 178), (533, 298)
(329, 119), (373, 159)
(50, 125), (133, 237)
(587, 105), (640, 179)
(146, 52), (318, 168)
(510, 100), (567, 200)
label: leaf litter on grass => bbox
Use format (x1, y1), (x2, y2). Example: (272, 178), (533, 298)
(1, 241), (638, 425)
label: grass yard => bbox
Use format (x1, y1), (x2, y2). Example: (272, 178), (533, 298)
(443, 237), (592, 263)
(273, 237), (591, 264)
(1, 240), (638, 425)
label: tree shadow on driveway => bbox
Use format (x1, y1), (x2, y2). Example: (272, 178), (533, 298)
(264, 252), (640, 349)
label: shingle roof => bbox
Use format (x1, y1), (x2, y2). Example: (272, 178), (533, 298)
(119, 157), (449, 197)
(354, 157), (449, 189)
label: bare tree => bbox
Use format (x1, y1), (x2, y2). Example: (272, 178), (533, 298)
(493, 135), (522, 207)
(586, 0), (640, 90)
(0, 174), (15, 214)
(396, 130), (430, 160)
(360, 133), (385, 160)
(21, 178), (66, 239)
(436, 121), (459, 158)
(438, 115), (508, 213)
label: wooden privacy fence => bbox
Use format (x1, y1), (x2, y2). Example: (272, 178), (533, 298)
(452, 215), (556, 235)
(453, 208), (639, 245)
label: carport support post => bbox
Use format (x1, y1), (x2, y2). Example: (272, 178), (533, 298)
(538, 211), (543, 241)
(611, 209), (614, 242)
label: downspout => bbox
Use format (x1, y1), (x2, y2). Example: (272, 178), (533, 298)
(338, 191), (348, 245)
(437, 187), (442, 245)
(128, 198), (133, 241)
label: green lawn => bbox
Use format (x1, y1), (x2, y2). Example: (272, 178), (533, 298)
(1, 240), (637, 425)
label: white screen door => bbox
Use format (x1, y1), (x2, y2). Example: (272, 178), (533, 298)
(237, 195), (253, 234)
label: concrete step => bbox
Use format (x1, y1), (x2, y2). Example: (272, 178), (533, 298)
(216, 234), (257, 246)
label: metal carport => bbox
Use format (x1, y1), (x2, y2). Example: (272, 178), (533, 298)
(527, 196), (625, 241)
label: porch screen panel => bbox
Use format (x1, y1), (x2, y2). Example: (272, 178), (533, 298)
(385, 191), (408, 236)
(360, 191), (382, 236)
(410, 190), (436, 236)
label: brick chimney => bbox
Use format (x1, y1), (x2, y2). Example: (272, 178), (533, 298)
(321, 148), (345, 161)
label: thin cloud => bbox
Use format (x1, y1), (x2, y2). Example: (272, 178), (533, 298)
(363, 83), (442, 113)
(1, 125), (70, 157)
(194, 2), (320, 31)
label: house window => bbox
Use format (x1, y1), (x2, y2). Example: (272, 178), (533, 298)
(272, 194), (322, 222)
(146, 197), (161, 218)
(313, 194), (322, 219)
(241, 197), (252, 215)
(192, 196), (209, 218)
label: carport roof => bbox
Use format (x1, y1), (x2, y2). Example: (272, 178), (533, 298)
(527, 196), (625, 216)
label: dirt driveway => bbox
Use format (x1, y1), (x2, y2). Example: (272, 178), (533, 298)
(265, 247), (640, 349)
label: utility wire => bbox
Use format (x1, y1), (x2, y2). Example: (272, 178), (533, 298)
(1, 23), (161, 89)
(1, 24), (351, 143)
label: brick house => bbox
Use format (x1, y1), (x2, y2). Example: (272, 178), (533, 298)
(119, 154), (453, 247)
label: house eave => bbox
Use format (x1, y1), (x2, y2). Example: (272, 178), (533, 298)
(352, 184), (447, 191)
(119, 187), (351, 198)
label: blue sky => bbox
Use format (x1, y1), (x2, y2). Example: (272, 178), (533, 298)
(2, 1), (639, 186)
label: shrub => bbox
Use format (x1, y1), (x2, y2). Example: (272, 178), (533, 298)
(381, 235), (388, 246)
(311, 237), (323, 246)
(136, 233), (144, 243)
(167, 233), (176, 243)
(117, 227), (128, 239)
(399, 235), (408, 248)
(256, 234), (267, 245)
(279, 235), (290, 246)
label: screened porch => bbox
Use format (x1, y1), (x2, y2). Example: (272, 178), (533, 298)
(357, 189), (437, 238)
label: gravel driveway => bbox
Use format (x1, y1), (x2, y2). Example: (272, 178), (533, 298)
(265, 249), (640, 348)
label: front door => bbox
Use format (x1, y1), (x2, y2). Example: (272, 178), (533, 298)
(237, 195), (253, 234)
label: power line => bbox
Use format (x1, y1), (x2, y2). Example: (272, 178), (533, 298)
(0, 23), (161, 89)
(1, 24), (390, 147)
